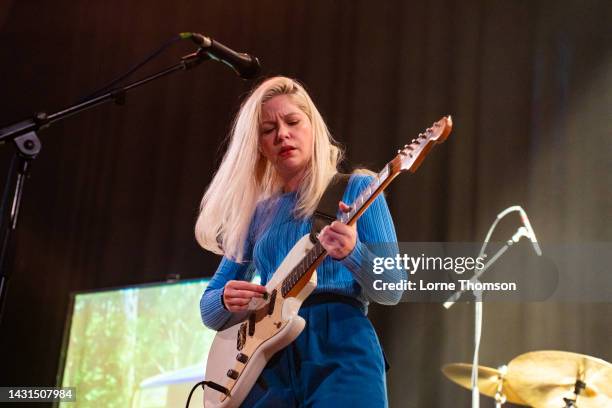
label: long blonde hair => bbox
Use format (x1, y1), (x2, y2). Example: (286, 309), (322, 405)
(195, 77), (343, 261)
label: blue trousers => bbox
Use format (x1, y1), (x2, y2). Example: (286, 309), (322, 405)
(242, 295), (388, 407)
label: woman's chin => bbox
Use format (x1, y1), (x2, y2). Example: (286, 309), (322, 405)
(277, 156), (302, 168)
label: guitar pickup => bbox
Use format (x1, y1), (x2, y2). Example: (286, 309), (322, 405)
(267, 290), (277, 315)
(237, 323), (247, 350)
(248, 313), (256, 336)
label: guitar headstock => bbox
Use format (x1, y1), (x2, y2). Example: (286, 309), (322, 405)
(391, 116), (453, 174)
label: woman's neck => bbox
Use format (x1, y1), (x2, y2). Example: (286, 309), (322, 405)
(281, 168), (307, 193)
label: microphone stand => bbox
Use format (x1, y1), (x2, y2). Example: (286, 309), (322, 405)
(0, 48), (212, 325)
(443, 206), (525, 408)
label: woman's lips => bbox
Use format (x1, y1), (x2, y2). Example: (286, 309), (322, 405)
(279, 147), (296, 158)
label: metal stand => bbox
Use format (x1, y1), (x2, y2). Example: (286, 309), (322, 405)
(444, 206), (538, 408)
(493, 365), (508, 408)
(563, 380), (586, 407)
(0, 132), (41, 323)
(0, 48), (212, 324)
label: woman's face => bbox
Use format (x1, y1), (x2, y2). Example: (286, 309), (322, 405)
(259, 94), (313, 182)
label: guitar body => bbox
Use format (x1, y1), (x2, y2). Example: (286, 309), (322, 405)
(203, 234), (317, 408)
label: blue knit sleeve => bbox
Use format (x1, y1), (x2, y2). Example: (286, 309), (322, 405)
(339, 174), (406, 304)
(200, 257), (255, 330)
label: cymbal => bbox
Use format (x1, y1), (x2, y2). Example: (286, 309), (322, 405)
(507, 350), (612, 408)
(442, 363), (527, 405)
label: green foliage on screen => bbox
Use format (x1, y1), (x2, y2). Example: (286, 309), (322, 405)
(59, 280), (215, 408)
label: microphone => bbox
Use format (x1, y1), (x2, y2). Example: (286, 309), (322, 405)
(184, 33), (261, 79)
(517, 207), (542, 256)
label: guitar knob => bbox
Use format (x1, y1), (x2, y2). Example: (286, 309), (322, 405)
(236, 353), (248, 363)
(227, 369), (239, 380)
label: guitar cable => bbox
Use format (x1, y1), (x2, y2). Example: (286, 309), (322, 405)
(185, 380), (206, 408)
(185, 380), (232, 408)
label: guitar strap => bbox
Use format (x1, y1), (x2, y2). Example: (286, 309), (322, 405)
(308, 172), (392, 372)
(309, 173), (350, 243)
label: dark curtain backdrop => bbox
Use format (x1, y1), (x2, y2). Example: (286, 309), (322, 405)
(1, 1), (611, 407)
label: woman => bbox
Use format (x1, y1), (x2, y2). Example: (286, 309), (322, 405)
(197, 76), (404, 407)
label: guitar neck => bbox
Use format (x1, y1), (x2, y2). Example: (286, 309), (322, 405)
(280, 166), (397, 297)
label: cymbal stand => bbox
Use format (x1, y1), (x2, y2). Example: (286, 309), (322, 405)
(444, 206), (528, 408)
(563, 379), (586, 407)
(493, 365), (508, 408)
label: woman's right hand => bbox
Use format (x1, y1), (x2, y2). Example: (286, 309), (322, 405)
(222, 280), (267, 312)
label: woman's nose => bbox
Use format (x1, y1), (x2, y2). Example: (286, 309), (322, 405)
(276, 123), (290, 142)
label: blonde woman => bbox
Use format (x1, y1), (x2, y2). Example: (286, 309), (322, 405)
(197, 76), (404, 407)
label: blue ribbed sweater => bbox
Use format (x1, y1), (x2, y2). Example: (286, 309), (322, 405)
(200, 174), (405, 330)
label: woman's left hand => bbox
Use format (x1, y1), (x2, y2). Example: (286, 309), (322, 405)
(318, 201), (357, 260)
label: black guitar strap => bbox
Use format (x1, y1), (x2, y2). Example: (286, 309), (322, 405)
(309, 173), (350, 243)
(307, 172), (393, 372)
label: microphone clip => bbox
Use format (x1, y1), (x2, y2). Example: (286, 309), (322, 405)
(180, 49), (211, 71)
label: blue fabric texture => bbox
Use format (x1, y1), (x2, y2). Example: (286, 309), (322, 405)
(242, 299), (388, 408)
(199, 173), (405, 407)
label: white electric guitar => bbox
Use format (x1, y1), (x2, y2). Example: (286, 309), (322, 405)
(202, 116), (453, 407)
